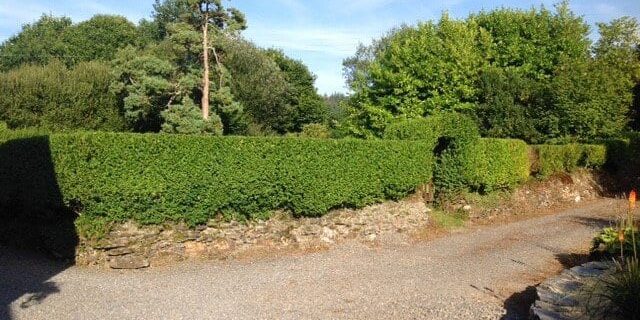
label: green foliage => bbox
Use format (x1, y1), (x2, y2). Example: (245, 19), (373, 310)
(110, 46), (179, 132)
(473, 2), (590, 79)
(548, 58), (633, 140)
(0, 2), (327, 136)
(463, 139), (530, 192)
(385, 113), (527, 192)
(62, 15), (138, 64)
(383, 112), (479, 143)
(0, 131), (434, 231)
(475, 66), (543, 142)
(586, 258), (640, 320)
(383, 113), (481, 193)
(0, 14), (139, 70)
(384, 113), (483, 192)
(592, 227), (640, 257)
(383, 118), (440, 143)
(266, 49), (327, 132)
(161, 98), (223, 134)
(299, 123), (331, 139)
(0, 61), (125, 131)
(532, 144), (607, 177)
(324, 93), (349, 125)
(346, 3), (639, 142)
(0, 15), (72, 70)
(346, 15), (489, 137)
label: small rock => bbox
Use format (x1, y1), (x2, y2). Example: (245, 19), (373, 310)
(93, 238), (128, 250)
(366, 234), (377, 242)
(321, 226), (337, 240)
(574, 195), (581, 203)
(184, 241), (208, 257)
(320, 236), (335, 244)
(109, 255), (149, 269)
(462, 205), (472, 211)
(107, 247), (134, 256)
(569, 265), (606, 278)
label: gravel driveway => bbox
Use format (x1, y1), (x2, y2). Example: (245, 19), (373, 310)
(1, 199), (618, 320)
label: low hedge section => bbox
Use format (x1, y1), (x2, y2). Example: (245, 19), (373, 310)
(532, 144), (607, 177)
(0, 131), (434, 229)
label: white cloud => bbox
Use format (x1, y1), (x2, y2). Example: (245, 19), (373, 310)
(246, 25), (380, 57)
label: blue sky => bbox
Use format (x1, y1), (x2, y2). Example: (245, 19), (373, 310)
(1, 0), (639, 94)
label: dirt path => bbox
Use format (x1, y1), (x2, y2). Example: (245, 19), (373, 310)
(1, 199), (619, 320)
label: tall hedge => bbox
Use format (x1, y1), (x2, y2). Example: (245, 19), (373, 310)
(464, 139), (530, 192)
(602, 134), (640, 190)
(0, 131), (434, 229)
(384, 112), (482, 193)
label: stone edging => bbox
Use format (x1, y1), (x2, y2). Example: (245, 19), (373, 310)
(530, 261), (615, 320)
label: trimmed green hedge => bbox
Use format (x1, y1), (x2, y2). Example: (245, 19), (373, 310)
(531, 144), (607, 177)
(0, 131), (434, 228)
(384, 112), (483, 193)
(383, 112), (479, 144)
(463, 139), (530, 192)
(601, 134), (640, 190)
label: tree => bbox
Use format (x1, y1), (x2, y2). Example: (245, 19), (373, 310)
(549, 58), (632, 140)
(222, 40), (289, 134)
(323, 93), (348, 124)
(342, 26), (410, 92)
(0, 15), (72, 71)
(345, 14), (491, 137)
(473, 2), (590, 80)
(0, 14), (141, 70)
(344, 3), (634, 142)
(265, 49), (327, 132)
(63, 15), (138, 64)
(153, 0), (246, 120)
(0, 60), (125, 131)
(475, 66), (542, 142)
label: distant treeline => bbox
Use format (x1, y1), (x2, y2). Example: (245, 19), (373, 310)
(0, 1), (638, 143)
(0, 1), (332, 135)
(342, 1), (640, 143)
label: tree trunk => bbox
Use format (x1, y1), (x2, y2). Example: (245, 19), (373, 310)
(201, 11), (210, 120)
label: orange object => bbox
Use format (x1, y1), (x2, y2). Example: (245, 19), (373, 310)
(631, 189), (637, 210)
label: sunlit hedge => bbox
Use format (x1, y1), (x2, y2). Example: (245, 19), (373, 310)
(0, 131), (434, 229)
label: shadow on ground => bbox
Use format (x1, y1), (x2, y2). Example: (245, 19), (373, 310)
(501, 285), (537, 320)
(572, 216), (615, 229)
(0, 136), (77, 319)
(500, 251), (595, 320)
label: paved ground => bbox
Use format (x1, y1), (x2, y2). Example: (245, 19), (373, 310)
(1, 199), (619, 320)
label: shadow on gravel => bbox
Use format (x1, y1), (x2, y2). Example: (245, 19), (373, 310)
(501, 286), (537, 320)
(571, 216), (613, 229)
(556, 252), (592, 269)
(0, 136), (77, 319)
(500, 253), (595, 320)
(0, 246), (72, 319)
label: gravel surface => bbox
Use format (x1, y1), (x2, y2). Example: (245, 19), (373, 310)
(1, 199), (618, 320)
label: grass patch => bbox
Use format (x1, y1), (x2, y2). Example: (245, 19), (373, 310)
(430, 209), (468, 229)
(460, 190), (511, 208)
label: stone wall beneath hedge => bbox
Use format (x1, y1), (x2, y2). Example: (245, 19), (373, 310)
(77, 194), (431, 268)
